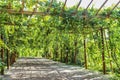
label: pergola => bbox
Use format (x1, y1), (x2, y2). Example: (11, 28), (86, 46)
(0, 0), (119, 18)
(0, 0), (120, 75)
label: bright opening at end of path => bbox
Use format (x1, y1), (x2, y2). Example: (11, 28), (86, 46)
(57, 0), (120, 8)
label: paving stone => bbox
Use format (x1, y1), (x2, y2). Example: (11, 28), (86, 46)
(0, 58), (109, 80)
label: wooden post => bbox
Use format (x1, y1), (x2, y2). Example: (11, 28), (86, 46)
(66, 47), (69, 64)
(60, 41), (63, 62)
(7, 49), (10, 69)
(60, 48), (63, 62)
(0, 35), (4, 75)
(1, 49), (4, 75)
(104, 29), (113, 72)
(74, 37), (77, 64)
(84, 36), (87, 69)
(100, 28), (106, 74)
(6, 35), (10, 69)
(83, 10), (88, 69)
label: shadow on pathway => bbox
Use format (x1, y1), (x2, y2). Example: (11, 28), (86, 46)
(0, 58), (109, 80)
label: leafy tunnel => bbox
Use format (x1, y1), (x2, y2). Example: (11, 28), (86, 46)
(0, 0), (120, 79)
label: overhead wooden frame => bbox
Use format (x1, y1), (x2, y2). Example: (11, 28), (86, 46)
(0, 0), (120, 76)
(0, 0), (119, 19)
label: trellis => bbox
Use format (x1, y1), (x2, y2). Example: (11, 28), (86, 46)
(0, 0), (119, 18)
(0, 0), (120, 75)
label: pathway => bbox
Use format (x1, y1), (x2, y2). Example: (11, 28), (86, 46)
(0, 58), (109, 80)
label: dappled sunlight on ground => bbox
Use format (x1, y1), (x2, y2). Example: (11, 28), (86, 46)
(0, 58), (109, 80)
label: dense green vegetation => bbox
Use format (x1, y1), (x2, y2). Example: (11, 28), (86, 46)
(0, 0), (120, 79)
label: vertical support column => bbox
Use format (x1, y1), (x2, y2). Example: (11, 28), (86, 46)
(60, 36), (63, 62)
(100, 28), (106, 74)
(0, 35), (4, 75)
(74, 37), (77, 64)
(7, 48), (10, 69)
(60, 47), (63, 62)
(84, 36), (87, 69)
(6, 30), (10, 69)
(65, 47), (68, 64)
(7, 1), (11, 69)
(83, 11), (87, 69)
(104, 29), (113, 72)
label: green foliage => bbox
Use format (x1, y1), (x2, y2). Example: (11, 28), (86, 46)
(0, 0), (120, 79)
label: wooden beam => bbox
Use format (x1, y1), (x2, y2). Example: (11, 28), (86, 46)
(5, 9), (45, 15)
(47, 0), (54, 12)
(0, 7), (119, 20)
(74, 0), (82, 14)
(107, 1), (120, 17)
(0, 9), (119, 20)
(72, 0), (82, 16)
(0, 9), (119, 21)
(61, 0), (67, 14)
(95, 0), (108, 16)
(82, 0), (93, 17)
(7, 49), (10, 69)
(84, 36), (87, 69)
(86, 0), (93, 10)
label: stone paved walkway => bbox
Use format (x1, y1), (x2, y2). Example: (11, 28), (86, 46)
(0, 58), (109, 80)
